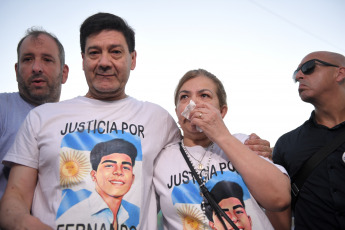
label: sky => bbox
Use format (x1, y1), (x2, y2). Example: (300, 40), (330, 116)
(1, 0), (344, 146)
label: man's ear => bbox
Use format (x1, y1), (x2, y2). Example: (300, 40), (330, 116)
(15, 63), (19, 82)
(61, 64), (69, 84)
(336, 66), (345, 84)
(81, 52), (85, 71)
(130, 50), (137, 70)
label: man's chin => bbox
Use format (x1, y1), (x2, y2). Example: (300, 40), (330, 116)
(94, 87), (125, 97)
(29, 91), (59, 104)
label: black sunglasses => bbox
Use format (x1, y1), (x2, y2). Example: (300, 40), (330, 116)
(293, 59), (339, 82)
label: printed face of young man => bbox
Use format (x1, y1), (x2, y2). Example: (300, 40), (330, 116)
(91, 153), (135, 199)
(210, 197), (252, 230)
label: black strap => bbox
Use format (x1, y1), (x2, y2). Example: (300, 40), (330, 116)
(179, 142), (239, 230)
(291, 128), (345, 197)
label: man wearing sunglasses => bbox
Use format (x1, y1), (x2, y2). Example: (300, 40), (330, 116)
(267, 51), (345, 229)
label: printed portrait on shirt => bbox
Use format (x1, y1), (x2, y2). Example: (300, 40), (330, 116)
(56, 130), (142, 230)
(169, 170), (252, 230)
(90, 139), (136, 201)
(204, 181), (252, 230)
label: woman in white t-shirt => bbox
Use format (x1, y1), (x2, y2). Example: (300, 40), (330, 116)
(153, 69), (290, 230)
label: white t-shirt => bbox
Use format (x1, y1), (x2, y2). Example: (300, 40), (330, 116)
(154, 134), (286, 230)
(3, 96), (180, 230)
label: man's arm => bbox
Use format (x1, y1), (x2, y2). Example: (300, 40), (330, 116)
(0, 164), (52, 230)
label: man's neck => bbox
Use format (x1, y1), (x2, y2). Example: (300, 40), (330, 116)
(19, 92), (40, 107)
(85, 91), (128, 101)
(312, 90), (345, 127)
(314, 106), (345, 128)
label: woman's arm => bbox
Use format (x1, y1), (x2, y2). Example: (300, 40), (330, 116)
(190, 103), (291, 211)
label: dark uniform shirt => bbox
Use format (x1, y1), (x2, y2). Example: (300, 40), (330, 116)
(273, 111), (345, 229)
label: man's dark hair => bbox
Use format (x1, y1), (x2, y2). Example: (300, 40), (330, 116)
(204, 181), (245, 221)
(80, 12), (135, 53)
(90, 138), (137, 170)
(17, 27), (66, 69)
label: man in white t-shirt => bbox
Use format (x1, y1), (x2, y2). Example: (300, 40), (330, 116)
(0, 12), (180, 230)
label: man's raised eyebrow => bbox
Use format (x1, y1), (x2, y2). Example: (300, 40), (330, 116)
(19, 52), (34, 60)
(101, 159), (132, 166)
(21, 52), (53, 57)
(41, 53), (56, 59)
(20, 52), (55, 60)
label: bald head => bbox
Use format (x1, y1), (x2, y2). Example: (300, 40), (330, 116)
(301, 51), (345, 67)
